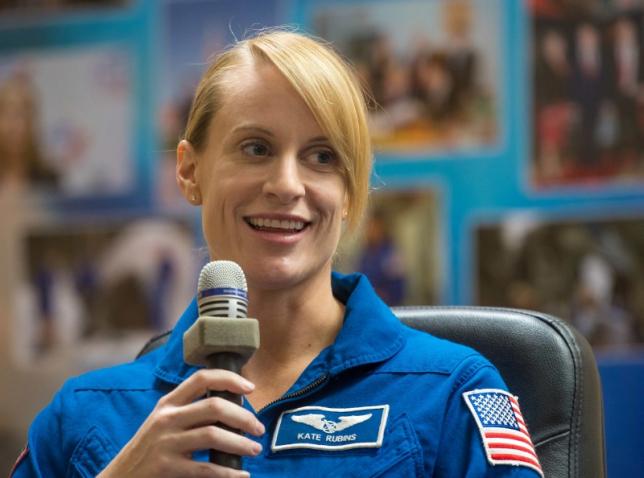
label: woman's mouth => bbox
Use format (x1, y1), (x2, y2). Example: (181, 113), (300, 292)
(245, 217), (310, 234)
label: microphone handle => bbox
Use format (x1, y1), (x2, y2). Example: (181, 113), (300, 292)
(207, 352), (246, 469)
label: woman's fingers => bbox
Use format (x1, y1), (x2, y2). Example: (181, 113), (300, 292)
(162, 369), (255, 406)
(173, 457), (251, 478)
(173, 425), (262, 457)
(98, 369), (262, 477)
(169, 397), (265, 436)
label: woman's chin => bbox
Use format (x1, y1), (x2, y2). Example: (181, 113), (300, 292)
(246, 265), (301, 291)
(244, 259), (327, 293)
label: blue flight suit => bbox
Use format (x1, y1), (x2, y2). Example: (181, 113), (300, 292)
(13, 272), (542, 477)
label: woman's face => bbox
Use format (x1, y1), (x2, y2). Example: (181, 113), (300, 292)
(186, 62), (347, 292)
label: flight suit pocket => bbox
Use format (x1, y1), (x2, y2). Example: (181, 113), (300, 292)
(267, 413), (424, 478)
(69, 425), (119, 478)
(365, 414), (424, 478)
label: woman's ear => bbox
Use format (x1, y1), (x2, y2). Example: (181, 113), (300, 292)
(342, 193), (349, 220)
(176, 140), (201, 205)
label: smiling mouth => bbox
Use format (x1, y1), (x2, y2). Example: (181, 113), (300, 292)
(245, 217), (310, 233)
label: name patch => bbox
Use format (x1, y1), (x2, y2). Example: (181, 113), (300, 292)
(271, 404), (389, 452)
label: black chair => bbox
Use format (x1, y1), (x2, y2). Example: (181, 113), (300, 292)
(138, 306), (606, 477)
(393, 306), (606, 478)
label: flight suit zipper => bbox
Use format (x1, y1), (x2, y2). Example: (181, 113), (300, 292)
(256, 372), (330, 415)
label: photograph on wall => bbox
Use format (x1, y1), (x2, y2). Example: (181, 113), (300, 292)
(12, 217), (198, 368)
(529, 0), (644, 188)
(0, 44), (135, 197)
(156, 0), (278, 210)
(335, 188), (443, 306)
(309, 0), (502, 156)
(475, 212), (644, 350)
(0, 0), (130, 16)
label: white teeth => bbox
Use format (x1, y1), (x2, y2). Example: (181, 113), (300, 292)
(248, 217), (305, 231)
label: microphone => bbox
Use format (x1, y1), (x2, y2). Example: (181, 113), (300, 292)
(183, 260), (260, 469)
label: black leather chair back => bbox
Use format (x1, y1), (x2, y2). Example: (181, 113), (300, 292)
(393, 306), (606, 478)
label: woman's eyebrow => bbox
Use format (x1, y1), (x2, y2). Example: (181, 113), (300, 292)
(231, 125), (275, 137)
(307, 136), (331, 144)
(231, 125), (330, 145)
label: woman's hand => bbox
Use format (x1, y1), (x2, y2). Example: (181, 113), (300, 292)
(97, 369), (264, 478)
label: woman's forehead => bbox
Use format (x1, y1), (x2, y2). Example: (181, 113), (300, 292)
(219, 61), (294, 104)
(211, 63), (326, 140)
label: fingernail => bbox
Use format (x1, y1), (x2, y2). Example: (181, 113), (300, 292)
(255, 422), (265, 435)
(252, 442), (263, 455)
(239, 472), (250, 478)
(241, 378), (255, 391)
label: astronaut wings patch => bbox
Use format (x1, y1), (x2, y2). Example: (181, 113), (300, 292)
(463, 389), (543, 477)
(271, 404), (389, 452)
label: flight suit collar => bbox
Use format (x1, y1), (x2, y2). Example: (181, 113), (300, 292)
(154, 298), (200, 385)
(325, 271), (406, 375)
(153, 272), (406, 386)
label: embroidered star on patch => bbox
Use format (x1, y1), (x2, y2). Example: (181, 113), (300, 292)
(463, 389), (543, 477)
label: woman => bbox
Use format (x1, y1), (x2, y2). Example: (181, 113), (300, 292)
(13, 30), (542, 477)
(0, 74), (58, 189)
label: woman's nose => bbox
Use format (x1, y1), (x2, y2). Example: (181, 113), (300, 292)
(262, 154), (305, 204)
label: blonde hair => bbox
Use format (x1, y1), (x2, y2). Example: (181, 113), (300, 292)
(183, 29), (372, 231)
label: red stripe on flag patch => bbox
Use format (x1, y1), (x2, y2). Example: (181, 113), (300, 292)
(490, 452), (542, 469)
(463, 389), (543, 477)
(488, 440), (539, 458)
(484, 430), (534, 447)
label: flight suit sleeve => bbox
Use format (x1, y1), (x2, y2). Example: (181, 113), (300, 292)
(11, 380), (81, 478)
(433, 359), (544, 478)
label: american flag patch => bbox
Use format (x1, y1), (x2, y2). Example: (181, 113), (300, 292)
(463, 389), (543, 477)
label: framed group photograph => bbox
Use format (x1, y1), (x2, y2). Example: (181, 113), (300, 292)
(475, 210), (644, 350)
(529, 0), (644, 189)
(308, 0), (503, 156)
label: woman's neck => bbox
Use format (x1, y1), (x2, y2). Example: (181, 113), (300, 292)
(241, 270), (345, 407)
(246, 270), (343, 365)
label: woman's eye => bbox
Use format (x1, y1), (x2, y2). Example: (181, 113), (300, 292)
(242, 142), (270, 157)
(309, 149), (337, 167)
